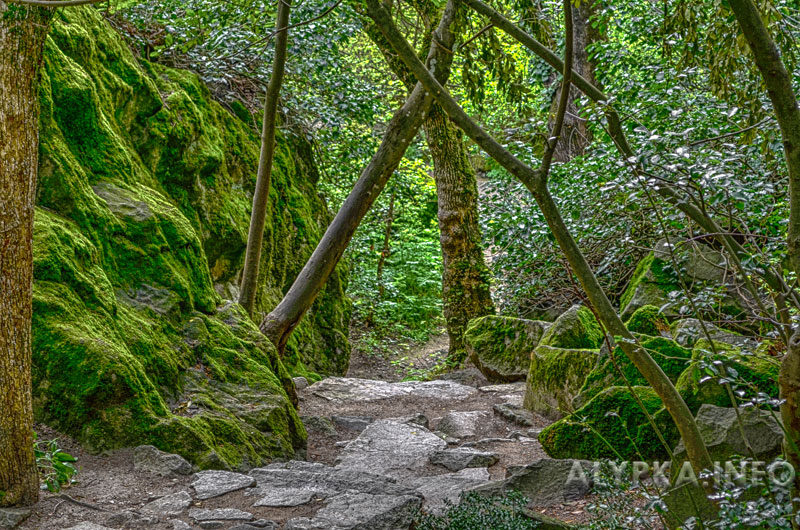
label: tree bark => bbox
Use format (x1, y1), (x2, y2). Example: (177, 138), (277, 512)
(260, 0), (459, 353)
(0, 0), (53, 507)
(423, 105), (494, 361)
(239, 0), (292, 317)
(365, 0), (715, 475)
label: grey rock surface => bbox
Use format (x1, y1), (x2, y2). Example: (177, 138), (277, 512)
(293, 377), (309, 391)
(191, 470), (256, 500)
(404, 468), (491, 512)
(493, 402), (536, 427)
(429, 447), (499, 471)
(331, 416), (373, 432)
(0, 509), (31, 530)
(253, 487), (317, 507)
(64, 524), (114, 530)
(671, 318), (757, 349)
(170, 520), (192, 530)
(674, 404), (783, 460)
(142, 490), (193, 516)
(435, 411), (490, 438)
(189, 508), (254, 521)
(106, 510), (160, 527)
(133, 445), (193, 476)
(285, 492), (421, 530)
(335, 420), (446, 477)
(472, 458), (594, 506)
(308, 378), (476, 403)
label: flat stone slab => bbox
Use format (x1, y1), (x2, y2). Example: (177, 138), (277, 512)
(308, 377), (477, 403)
(190, 508), (254, 521)
(404, 468), (491, 513)
(285, 492), (422, 530)
(335, 420), (446, 477)
(64, 524), (113, 530)
(142, 490), (192, 516)
(0, 508), (31, 530)
(191, 470), (256, 499)
(430, 447), (499, 471)
(472, 458), (593, 506)
(435, 411), (490, 438)
(253, 487), (317, 507)
(478, 383), (526, 394)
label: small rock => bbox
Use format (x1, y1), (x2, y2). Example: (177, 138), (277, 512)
(249, 520), (278, 528)
(293, 376), (309, 391)
(170, 521), (192, 530)
(430, 448), (499, 471)
(334, 440), (351, 447)
(436, 411), (490, 438)
(478, 383), (526, 394)
(133, 445), (193, 476)
(331, 415), (373, 432)
(253, 487), (316, 507)
(231, 525), (278, 530)
(64, 524), (114, 530)
(142, 491), (192, 516)
(493, 402), (535, 427)
(0, 509), (31, 530)
(106, 510), (160, 527)
(191, 470), (256, 500)
(386, 413), (429, 428)
(198, 522), (224, 530)
(189, 508), (254, 521)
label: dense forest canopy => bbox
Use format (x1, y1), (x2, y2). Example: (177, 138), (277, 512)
(3, 0), (800, 528)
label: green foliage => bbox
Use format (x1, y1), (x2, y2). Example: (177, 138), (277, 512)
(414, 491), (538, 530)
(34, 437), (78, 493)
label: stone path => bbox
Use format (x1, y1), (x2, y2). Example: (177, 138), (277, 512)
(10, 375), (591, 530)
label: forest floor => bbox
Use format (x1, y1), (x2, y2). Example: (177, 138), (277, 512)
(12, 339), (614, 530)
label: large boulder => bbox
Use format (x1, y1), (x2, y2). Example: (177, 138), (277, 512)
(464, 315), (550, 382)
(523, 345), (598, 420)
(675, 339), (780, 413)
(539, 386), (677, 461)
(32, 6), (353, 468)
(471, 459), (594, 506)
(575, 336), (691, 408)
(625, 305), (670, 337)
(674, 404), (783, 461)
(670, 318), (758, 349)
(539, 305), (604, 350)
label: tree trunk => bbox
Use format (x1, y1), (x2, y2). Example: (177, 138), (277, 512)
(239, 0), (292, 317)
(0, 1), (53, 507)
(260, 1), (459, 353)
(376, 189), (395, 299)
(546, 1), (597, 162)
(423, 105), (494, 361)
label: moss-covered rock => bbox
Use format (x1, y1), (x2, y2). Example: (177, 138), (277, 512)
(575, 336), (692, 408)
(538, 305), (604, 350)
(538, 386), (677, 461)
(523, 345), (598, 420)
(619, 252), (680, 321)
(464, 315), (549, 382)
(675, 339), (780, 413)
(31, 7), (350, 467)
(625, 305), (669, 336)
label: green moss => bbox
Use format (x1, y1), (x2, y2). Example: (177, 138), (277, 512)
(538, 386), (676, 461)
(523, 345), (598, 419)
(577, 336), (692, 406)
(675, 339), (780, 413)
(619, 252), (680, 319)
(625, 305), (669, 336)
(539, 305), (604, 350)
(31, 6), (347, 467)
(464, 315), (548, 382)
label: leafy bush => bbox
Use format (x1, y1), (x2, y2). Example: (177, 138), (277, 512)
(35, 436), (78, 492)
(414, 491), (538, 530)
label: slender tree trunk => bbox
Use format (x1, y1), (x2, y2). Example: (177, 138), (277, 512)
(727, 0), (800, 498)
(423, 105), (494, 361)
(260, 1), (459, 353)
(365, 0), (715, 474)
(376, 189), (395, 299)
(0, 0), (53, 507)
(239, 0), (292, 317)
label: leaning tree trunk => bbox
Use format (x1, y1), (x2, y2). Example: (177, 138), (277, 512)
(424, 105), (494, 361)
(0, 0), (53, 507)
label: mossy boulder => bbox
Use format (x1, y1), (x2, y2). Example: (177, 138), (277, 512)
(575, 336), (692, 408)
(464, 315), (550, 382)
(538, 386), (677, 461)
(675, 339), (780, 413)
(538, 305), (604, 350)
(619, 251), (680, 321)
(31, 7), (350, 468)
(523, 345), (598, 420)
(625, 305), (669, 336)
